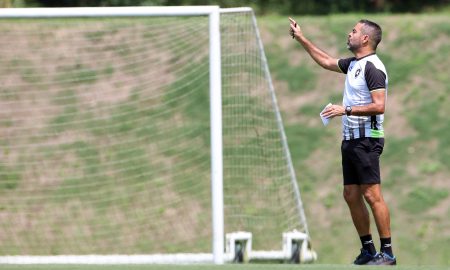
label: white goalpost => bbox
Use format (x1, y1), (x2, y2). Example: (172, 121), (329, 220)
(0, 6), (315, 265)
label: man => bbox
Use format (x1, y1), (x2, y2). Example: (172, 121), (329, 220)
(289, 18), (396, 265)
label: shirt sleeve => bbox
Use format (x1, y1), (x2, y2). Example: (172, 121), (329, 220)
(365, 61), (387, 91)
(338, 57), (356, 74)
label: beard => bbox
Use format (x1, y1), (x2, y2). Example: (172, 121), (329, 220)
(347, 40), (360, 52)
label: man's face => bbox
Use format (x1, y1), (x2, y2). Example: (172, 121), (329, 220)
(347, 23), (365, 52)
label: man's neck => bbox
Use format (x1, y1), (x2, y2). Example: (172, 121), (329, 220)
(354, 48), (376, 59)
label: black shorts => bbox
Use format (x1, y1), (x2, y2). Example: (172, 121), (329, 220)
(341, 137), (384, 185)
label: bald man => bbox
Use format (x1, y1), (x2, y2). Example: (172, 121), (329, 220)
(289, 18), (396, 266)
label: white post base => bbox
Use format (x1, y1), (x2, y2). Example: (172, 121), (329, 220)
(225, 231), (252, 263)
(283, 230), (317, 263)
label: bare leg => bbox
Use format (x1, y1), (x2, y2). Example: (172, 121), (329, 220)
(361, 184), (391, 238)
(343, 184), (371, 236)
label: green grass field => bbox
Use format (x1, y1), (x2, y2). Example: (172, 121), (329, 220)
(1, 264), (449, 270)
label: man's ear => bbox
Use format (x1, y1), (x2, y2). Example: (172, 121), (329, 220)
(362, 34), (370, 46)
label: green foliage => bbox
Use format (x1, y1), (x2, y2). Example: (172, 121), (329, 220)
(108, 103), (141, 133)
(84, 29), (112, 42)
(407, 93), (449, 168)
(437, 134), (450, 170)
(298, 104), (321, 117)
(384, 165), (407, 188)
(266, 49), (317, 93)
(21, 66), (42, 84)
(0, 88), (20, 101)
(113, 145), (151, 183)
(102, 65), (115, 76)
(323, 192), (337, 209)
(284, 124), (328, 162)
(0, 164), (21, 190)
(419, 161), (442, 174)
(49, 90), (79, 133)
(383, 137), (415, 163)
(55, 64), (98, 85)
(54, 141), (104, 200)
(401, 186), (448, 214)
(429, 19), (450, 38)
(50, 106), (78, 132)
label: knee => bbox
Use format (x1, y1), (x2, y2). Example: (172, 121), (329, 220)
(343, 188), (359, 204)
(363, 190), (382, 206)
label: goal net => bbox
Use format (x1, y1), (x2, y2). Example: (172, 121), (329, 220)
(0, 6), (311, 264)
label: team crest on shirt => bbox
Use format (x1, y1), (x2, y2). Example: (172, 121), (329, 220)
(355, 68), (361, 78)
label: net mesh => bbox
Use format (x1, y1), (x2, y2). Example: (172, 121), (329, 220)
(0, 10), (306, 255)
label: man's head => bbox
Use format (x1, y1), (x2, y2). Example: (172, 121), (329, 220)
(347, 19), (382, 53)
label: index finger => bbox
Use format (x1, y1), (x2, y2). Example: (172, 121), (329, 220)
(288, 17), (297, 26)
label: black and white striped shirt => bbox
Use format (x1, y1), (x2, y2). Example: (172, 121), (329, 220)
(338, 53), (388, 140)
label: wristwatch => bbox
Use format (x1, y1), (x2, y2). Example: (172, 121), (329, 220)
(345, 105), (352, 116)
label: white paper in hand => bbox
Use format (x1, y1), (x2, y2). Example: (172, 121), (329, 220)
(320, 103), (332, 126)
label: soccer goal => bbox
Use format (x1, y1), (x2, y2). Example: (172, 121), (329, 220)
(0, 6), (315, 265)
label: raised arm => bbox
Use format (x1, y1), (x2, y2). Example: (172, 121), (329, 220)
(289, 17), (341, 73)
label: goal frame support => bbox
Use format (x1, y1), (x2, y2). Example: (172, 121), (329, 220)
(0, 6), (313, 265)
(0, 5), (225, 265)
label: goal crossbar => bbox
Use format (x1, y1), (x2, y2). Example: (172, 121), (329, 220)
(0, 6), (224, 18)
